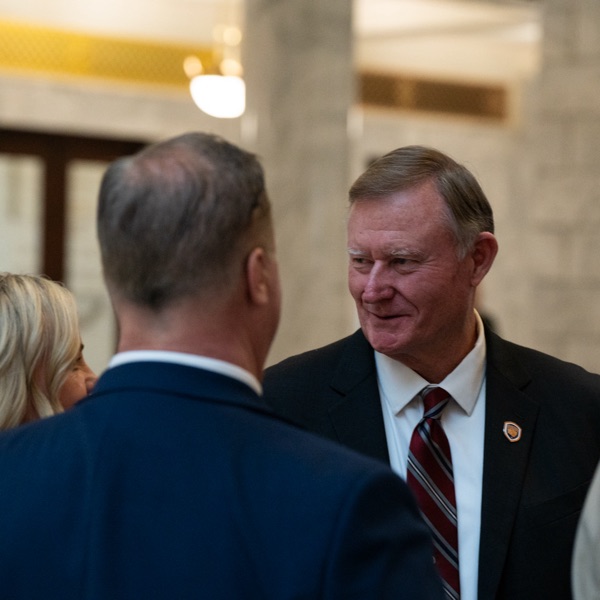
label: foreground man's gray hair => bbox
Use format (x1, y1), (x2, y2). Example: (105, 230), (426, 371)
(97, 132), (271, 309)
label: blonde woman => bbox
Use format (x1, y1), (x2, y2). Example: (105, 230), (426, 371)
(0, 273), (97, 430)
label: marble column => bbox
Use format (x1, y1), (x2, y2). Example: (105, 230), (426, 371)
(243, 0), (355, 364)
(522, 0), (600, 371)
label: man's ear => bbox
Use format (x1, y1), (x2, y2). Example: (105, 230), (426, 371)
(245, 246), (271, 306)
(470, 232), (498, 287)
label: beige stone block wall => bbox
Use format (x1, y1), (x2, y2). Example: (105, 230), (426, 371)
(523, 0), (600, 372)
(244, 0), (355, 366)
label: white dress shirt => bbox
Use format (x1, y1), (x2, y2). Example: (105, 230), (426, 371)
(377, 311), (486, 600)
(108, 350), (262, 395)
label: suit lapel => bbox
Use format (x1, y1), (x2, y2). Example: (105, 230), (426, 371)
(321, 329), (544, 597)
(478, 332), (540, 600)
(328, 331), (390, 464)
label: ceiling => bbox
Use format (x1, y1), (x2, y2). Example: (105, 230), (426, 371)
(354, 0), (541, 82)
(0, 0), (542, 83)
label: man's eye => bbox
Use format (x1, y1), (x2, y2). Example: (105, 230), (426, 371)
(392, 257), (418, 271)
(351, 257), (370, 265)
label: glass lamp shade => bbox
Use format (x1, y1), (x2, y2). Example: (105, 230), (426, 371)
(189, 75), (246, 119)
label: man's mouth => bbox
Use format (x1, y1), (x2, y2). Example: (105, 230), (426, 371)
(366, 309), (403, 321)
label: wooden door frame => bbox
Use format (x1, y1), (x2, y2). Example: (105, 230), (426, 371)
(0, 128), (145, 282)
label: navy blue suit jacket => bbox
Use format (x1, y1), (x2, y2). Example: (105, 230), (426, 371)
(263, 329), (600, 600)
(0, 361), (443, 599)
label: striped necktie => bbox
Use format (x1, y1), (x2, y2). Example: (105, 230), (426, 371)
(407, 386), (460, 599)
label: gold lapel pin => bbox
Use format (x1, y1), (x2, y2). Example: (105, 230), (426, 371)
(503, 421), (522, 442)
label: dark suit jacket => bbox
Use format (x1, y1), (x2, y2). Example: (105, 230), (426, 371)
(263, 329), (600, 600)
(0, 361), (443, 599)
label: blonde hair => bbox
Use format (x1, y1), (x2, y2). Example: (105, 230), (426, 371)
(0, 273), (81, 430)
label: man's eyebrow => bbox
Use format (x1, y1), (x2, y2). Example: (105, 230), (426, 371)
(347, 247), (366, 256)
(347, 247), (427, 261)
(390, 248), (426, 260)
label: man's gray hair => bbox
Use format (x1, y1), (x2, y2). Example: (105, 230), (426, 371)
(97, 132), (270, 309)
(349, 145), (494, 258)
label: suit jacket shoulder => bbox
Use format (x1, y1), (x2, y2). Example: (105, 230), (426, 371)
(264, 330), (390, 462)
(0, 360), (443, 600)
(480, 331), (600, 599)
(485, 330), (600, 478)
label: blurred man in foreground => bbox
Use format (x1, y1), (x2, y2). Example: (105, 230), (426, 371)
(0, 133), (442, 599)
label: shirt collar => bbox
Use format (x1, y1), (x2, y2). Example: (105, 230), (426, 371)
(375, 310), (487, 416)
(108, 350), (263, 395)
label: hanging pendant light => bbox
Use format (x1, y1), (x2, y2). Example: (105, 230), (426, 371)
(184, 24), (245, 119)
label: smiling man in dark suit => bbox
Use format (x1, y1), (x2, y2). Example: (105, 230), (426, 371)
(0, 133), (443, 599)
(263, 145), (600, 600)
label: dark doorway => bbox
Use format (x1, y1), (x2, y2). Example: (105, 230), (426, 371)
(0, 128), (146, 372)
(0, 128), (145, 282)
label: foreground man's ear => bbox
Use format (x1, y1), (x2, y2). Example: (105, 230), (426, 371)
(245, 247), (272, 306)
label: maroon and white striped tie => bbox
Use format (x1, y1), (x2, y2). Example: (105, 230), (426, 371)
(407, 386), (460, 599)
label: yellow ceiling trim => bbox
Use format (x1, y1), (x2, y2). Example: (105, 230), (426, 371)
(0, 19), (214, 89)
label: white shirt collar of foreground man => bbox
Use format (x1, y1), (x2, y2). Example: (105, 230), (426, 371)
(109, 350), (262, 396)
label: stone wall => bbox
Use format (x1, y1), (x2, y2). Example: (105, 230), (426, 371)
(525, 0), (600, 371)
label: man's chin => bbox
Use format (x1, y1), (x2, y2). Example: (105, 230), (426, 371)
(362, 325), (407, 356)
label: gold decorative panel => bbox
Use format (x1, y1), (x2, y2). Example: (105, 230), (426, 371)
(0, 19), (214, 89)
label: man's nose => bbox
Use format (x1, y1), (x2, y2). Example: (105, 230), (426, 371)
(362, 264), (395, 302)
